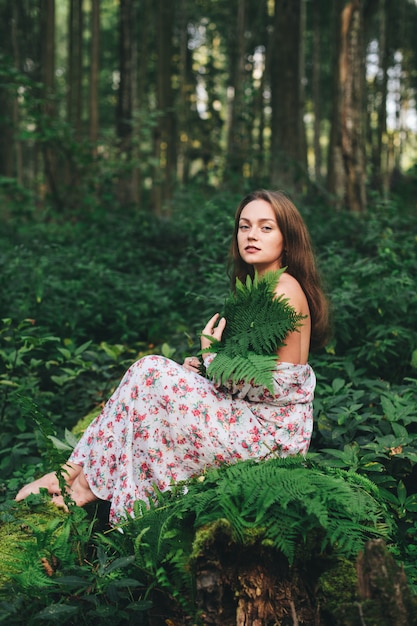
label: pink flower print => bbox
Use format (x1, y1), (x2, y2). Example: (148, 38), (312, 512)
(246, 425), (260, 443)
(109, 454), (117, 474)
(140, 462), (152, 479)
(130, 385), (139, 399)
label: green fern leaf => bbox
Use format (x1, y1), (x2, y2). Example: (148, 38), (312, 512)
(205, 269), (305, 391)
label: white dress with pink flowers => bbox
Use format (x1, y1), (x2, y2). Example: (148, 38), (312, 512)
(69, 354), (316, 524)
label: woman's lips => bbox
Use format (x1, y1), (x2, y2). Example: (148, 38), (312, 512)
(245, 246), (260, 252)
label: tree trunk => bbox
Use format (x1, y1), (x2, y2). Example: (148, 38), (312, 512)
(40, 0), (60, 208)
(0, 3), (15, 180)
(89, 0), (100, 148)
(180, 534), (415, 625)
(312, 0), (322, 183)
(327, 0), (367, 212)
(270, 0), (307, 191)
(67, 0), (83, 137)
(116, 0), (135, 206)
(153, 0), (176, 215)
(225, 0), (248, 180)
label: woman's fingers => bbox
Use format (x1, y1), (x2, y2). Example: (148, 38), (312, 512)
(183, 356), (201, 372)
(202, 313), (220, 336)
(201, 313), (226, 349)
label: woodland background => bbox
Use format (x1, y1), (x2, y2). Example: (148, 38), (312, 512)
(0, 0), (417, 624)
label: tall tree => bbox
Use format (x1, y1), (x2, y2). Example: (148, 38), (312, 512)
(225, 0), (249, 179)
(270, 0), (307, 190)
(39, 0), (59, 206)
(89, 0), (100, 148)
(368, 0), (389, 194)
(153, 0), (176, 215)
(0, 2), (16, 180)
(116, 0), (135, 205)
(311, 0), (323, 182)
(327, 0), (367, 212)
(67, 0), (84, 137)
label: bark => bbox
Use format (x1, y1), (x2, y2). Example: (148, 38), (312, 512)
(186, 522), (316, 625)
(327, 0), (367, 212)
(146, 533), (417, 625)
(375, 0), (389, 195)
(67, 0), (83, 137)
(89, 0), (100, 147)
(116, 0), (135, 205)
(270, 0), (307, 190)
(312, 0), (322, 182)
(225, 0), (249, 179)
(0, 3), (15, 179)
(177, 0), (190, 184)
(40, 0), (60, 208)
(251, 1), (270, 181)
(153, 0), (176, 215)
(367, 0), (389, 195)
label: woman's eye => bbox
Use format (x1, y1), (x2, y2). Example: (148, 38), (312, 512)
(239, 224), (249, 230)
(262, 226), (272, 231)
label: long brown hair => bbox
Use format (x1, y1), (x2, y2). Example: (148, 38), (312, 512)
(228, 190), (330, 350)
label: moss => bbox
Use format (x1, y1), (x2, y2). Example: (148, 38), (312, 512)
(0, 496), (67, 592)
(190, 518), (233, 561)
(71, 405), (102, 436)
(316, 557), (358, 616)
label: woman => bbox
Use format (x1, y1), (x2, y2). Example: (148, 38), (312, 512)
(16, 190), (330, 524)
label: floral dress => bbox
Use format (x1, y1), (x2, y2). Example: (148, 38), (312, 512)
(69, 354), (316, 524)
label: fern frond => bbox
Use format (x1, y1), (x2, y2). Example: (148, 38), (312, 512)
(207, 352), (279, 392)
(204, 270), (305, 391)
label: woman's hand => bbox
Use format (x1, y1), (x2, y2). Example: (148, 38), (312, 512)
(201, 313), (226, 351)
(183, 356), (201, 373)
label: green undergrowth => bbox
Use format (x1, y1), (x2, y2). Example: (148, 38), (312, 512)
(0, 456), (399, 624)
(1, 185), (417, 617)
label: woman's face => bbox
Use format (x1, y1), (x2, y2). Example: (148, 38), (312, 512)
(237, 199), (284, 275)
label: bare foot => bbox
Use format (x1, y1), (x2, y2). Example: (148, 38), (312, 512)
(15, 463), (83, 502)
(51, 471), (97, 509)
(15, 472), (61, 501)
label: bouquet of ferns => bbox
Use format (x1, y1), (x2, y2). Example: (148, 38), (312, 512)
(203, 269), (304, 393)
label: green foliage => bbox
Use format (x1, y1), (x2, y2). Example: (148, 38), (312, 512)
(0, 496), (151, 625)
(205, 269), (304, 391)
(0, 456), (393, 624)
(1, 186), (417, 612)
(0, 317), (148, 487)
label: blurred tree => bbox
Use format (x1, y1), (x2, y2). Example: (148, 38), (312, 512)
(0, 0), (417, 211)
(311, 0), (323, 183)
(153, 0), (176, 214)
(116, 0), (136, 205)
(67, 0), (83, 138)
(225, 0), (249, 179)
(0, 2), (16, 181)
(40, 0), (59, 207)
(327, 0), (367, 212)
(89, 0), (100, 148)
(270, 0), (308, 190)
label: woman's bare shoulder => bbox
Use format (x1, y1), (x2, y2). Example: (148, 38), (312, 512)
(274, 272), (309, 315)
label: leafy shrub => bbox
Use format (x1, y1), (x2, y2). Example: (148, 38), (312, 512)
(0, 456), (394, 624)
